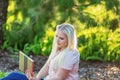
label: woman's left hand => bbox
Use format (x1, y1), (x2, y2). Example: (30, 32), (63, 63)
(25, 69), (35, 80)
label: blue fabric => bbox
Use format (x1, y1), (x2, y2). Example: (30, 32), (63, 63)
(0, 72), (28, 80)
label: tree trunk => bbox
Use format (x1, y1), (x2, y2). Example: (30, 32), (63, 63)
(0, 0), (8, 45)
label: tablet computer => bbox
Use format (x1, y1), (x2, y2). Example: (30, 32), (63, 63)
(19, 51), (34, 73)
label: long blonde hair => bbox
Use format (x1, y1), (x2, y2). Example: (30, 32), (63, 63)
(49, 23), (77, 58)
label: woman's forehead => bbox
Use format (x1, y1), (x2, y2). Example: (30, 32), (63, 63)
(56, 30), (67, 37)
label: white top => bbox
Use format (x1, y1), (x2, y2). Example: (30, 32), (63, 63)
(45, 48), (80, 80)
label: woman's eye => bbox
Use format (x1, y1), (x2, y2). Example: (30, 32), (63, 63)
(56, 35), (58, 37)
(60, 37), (64, 40)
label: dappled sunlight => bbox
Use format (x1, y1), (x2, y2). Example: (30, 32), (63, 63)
(2, 0), (120, 61)
(43, 38), (48, 43)
(77, 26), (120, 61)
(110, 67), (119, 71)
(83, 1), (118, 28)
(74, 20), (85, 32)
(7, 1), (15, 12)
(46, 29), (54, 37)
(6, 15), (15, 31)
(6, 1), (24, 31)
(42, 46), (46, 53)
(17, 12), (23, 23)
(6, 15), (15, 24)
(106, 66), (120, 76)
(6, 1), (16, 30)
(6, 25), (10, 31)
(107, 10), (117, 21)
(54, 10), (61, 21)
(83, 2), (106, 24)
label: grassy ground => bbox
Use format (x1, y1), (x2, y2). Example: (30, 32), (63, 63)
(0, 71), (8, 78)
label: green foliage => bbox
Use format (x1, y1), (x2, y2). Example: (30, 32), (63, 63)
(23, 35), (53, 56)
(23, 36), (41, 55)
(2, 23), (34, 50)
(2, 0), (120, 61)
(106, 28), (120, 61)
(78, 27), (120, 61)
(0, 71), (8, 78)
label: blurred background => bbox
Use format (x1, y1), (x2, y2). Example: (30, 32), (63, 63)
(0, 0), (120, 61)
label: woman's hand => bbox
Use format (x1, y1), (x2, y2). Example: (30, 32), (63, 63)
(25, 69), (35, 80)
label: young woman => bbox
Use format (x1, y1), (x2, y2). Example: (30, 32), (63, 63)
(0, 23), (80, 80)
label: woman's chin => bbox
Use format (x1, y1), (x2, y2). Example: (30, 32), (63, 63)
(57, 46), (60, 49)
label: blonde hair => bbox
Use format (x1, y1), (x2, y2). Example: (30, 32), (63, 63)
(50, 23), (77, 57)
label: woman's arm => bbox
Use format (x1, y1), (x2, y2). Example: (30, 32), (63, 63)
(36, 60), (50, 80)
(48, 68), (70, 80)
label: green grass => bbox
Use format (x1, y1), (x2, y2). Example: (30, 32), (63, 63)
(0, 71), (8, 78)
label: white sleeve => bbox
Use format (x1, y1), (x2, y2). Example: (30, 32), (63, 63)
(61, 50), (80, 70)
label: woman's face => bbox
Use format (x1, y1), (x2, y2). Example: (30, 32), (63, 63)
(56, 29), (68, 51)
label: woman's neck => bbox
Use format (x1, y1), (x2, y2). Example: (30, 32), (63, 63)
(58, 48), (64, 52)
(57, 47), (69, 52)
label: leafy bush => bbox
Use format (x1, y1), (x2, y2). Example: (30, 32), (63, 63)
(1, 0), (120, 62)
(78, 27), (120, 61)
(106, 28), (120, 61)
(23, 31), (54, 56)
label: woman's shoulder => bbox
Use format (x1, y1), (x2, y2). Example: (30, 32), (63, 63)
(64, 49), (80, 63)
(68, 48), (80, 57)
(71, 48), (79, 54)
